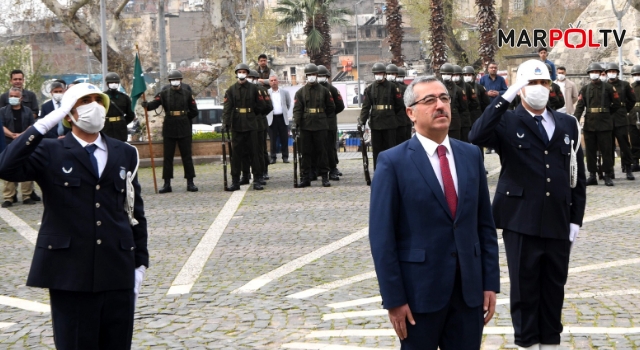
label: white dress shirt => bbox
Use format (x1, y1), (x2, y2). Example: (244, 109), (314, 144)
(415, 133), (458, 195)
(270, 88), (283, 115)
(71, 132), (108, 177)
(525, 108), (555, 140)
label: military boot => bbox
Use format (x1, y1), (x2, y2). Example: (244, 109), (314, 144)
(329, 168), (340, 181)
(253, 181), (264, 190)
(187, 179), (199, 192)
(309, 168), (318, 181)
(627, 167), (635, 180)
(227, 179), (241, 191)
(322, 173), (331, 187)
(239, 175), (250, 185)
(586, 173), (598, 186)
(604, 175), (614, 186)
(263, 172), (270, 180)
(159, 180), (172, 193)
(298, 176), (311, 188)
(633, 159), (640, 172)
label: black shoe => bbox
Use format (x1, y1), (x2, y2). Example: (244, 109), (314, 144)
(586, 174), (598, 186)
(158, 182), (172, 193)
(264, 173), (270, 180)
(633, 164), (640, 172)
(329, 173), (340, 181)
(187, 180), (198, 192)
(23, 198), (36, 205)
(2, 201), (12, 208)
(322, 174), (331, 187)
(283, 159), (290, 164)
(604, 176), (614, 186)
(257, 177), (267, 185)
(30, 192), (41, 201)
(298, 179), (310, 188)
(253, 182), (264, 190)
(335, 168), (343, 176)
(269, 159), (276, 165)
(12, 194), (17, 203)
(227, 182), (240, 191)
(610, 172), (616, 180)
(627, 168), (635, 180)
(310, 169), (318, 181)
(239, 177), (250, 185)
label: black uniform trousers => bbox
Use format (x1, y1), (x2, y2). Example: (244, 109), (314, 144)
(325, 130), (338, 170)
(371, 128), (396, 169)
(241, 129), (269, 177)
(301, 130), (329, 176)
(50, 288), (135, 350)
(612, 125), (632, 167)
(232, 130), (260, 180)
(448, 129), (461, 141)
(269, 114), (289, 161)
(460, 127), (471, 143)
(628, 125), (640, 160)
(163, 136), (195, 180)
(503, 230), (571, 347)
(395, 126), (411, 145)
(400, 270), (484, 350)
(584, 130), (613, 174)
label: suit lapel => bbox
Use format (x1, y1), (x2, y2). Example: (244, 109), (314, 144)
(408, 137), (453, 220)
(451, 139), (467, 222)
(64, 134), (98, 177)
(516, 104), (546, 144)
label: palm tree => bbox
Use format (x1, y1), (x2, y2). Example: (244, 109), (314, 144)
(274, 0), (350, 72)
(430, 0), (447, 73)
(386, 0), (404, 66)
(476, 0), (497, 69)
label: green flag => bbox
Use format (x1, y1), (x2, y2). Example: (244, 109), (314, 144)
(130, 53), (147, 110)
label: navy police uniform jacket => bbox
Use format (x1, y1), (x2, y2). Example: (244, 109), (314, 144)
(0, 128), (149, 292)
(468, 97), (587, 239)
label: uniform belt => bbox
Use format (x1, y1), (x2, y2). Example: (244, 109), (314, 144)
(620, 102), (625, 106)
(587, 108), (609, 113)
(374, 105), (393, 110)
(107, 116), (121, 122)
(305, 108), (324, 113)
(170, 110), (187, 116)
(236, 108), (252, 113)
(636, 102), (640, 107)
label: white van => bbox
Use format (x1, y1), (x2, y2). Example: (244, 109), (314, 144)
(193, 99), (223, 133)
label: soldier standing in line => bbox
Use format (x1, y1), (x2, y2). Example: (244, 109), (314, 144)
(629, 65), (640, 171)
(246, 70), (273, 184)
(222, 63), (268, 191)
(462, 66), (490, 127)
(358, 63), (404, 168)
(453, 64), (472, 142)
(103, 72), (134, 142)
(574, 63), (621, 186)
(317, 65), (345, 181)
(293, 63), (336, 188)
(396, 68), (413, 140)
(439, 63), (467, 140)
(605, 62), (636, 180)
(142, 70), (199, 193)
(386, 64), (410, 145)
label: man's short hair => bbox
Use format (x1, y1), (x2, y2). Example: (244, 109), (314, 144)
(10, 69), (24, 79)
(403, 75), (446, 108)
(488, 61), (498, 67)
(557, 66), (566, 71)
(538, 47), (548, 53)
(50, 82), (65, 91)
(9, 87), (22, 95)
(54, 79), (66, 87)
(258, 54), (268, 61)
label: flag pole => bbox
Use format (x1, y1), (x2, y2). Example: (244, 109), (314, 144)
(135, 44), (158, 194)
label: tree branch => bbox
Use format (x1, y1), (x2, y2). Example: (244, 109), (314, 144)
(114, 0), (131, 20)
(68, 0), (92, 18)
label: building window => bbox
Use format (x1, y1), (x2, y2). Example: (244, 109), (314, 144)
(514, 0), (524, 10)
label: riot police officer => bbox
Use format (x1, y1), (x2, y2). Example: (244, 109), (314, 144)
(574, 63), (621, 186)
(605, 62), (637, 179)
(317, 65), (345, 180)
(142, 70), (199, 193)
(386, 64), (410, 144)
(245, 69), (273, 184)
(630, 65), (640, 170)
(222, 63), (268, 191)
(439, 63), (467, 140)
(358, 63), (404, 168)
(453, 64), (472, 141)
(103, 72), (134, 141)
(293, 63), (336, 187)
(462, 66), (490, 127)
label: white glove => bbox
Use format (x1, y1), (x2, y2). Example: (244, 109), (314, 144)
(501, 78), (531, 103)
(133, 265), (146, 304)
(34, 91), (78, 134)
(569, 223), (580, 242)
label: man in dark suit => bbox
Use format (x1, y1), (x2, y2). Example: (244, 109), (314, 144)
(0, 83), (149, 350)
(370, 75), (500, 349)
(39, 81), (66, 139)
(469, 59), (587, 350)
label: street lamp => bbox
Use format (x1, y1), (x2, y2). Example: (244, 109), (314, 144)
(611, 0), (630, 79)
(355, 0), (364, 107)
(233, 0), (251, 63)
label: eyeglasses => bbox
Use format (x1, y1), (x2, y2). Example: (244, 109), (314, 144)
(409, 94), (451, 107)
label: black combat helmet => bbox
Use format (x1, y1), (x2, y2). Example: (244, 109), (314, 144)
(372, 63), (387, 74)
(397, 68), (406, 78)
(168, 70), (183, 80)
(248, 70), (260, 78)
(452, 65), (463, 75)
(462, 66), (475, 75)
(586, 63), (604, 73)
(605, 62), (620, 72)
(105, 72), (120, 83)
(317, 65), (330, 77)
(631, 65), (640, 75)
(440, 63), (455, 74)
(234, 63), (250, 74)
(386, 64), (398, 74)
(304, 63), (319, 75)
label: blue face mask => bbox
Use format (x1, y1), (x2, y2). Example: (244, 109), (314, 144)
(8, 97), (20, 106)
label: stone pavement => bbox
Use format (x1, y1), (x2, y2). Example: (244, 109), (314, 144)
(1, 153), (640, 349)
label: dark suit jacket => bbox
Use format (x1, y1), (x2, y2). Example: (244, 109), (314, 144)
(469, 97), (587, 239)
(1, 105), (34, 144)
(0, 128), (149, 292)
(0, 89), (39, 117)
(39, 100), (61, 139)
(369, 136), (500, 313)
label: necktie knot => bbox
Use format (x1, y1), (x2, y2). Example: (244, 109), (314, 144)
(85, 144), (97, 154)
(534, 115), (543, 124)
(533, 115), (549, 145)
(85, 144), (99, 177)
(437, 144), (447, 158)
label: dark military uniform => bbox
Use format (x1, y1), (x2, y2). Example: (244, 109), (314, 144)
(547, 83), (565, 111)
(630, 81), (640, 164)
(393, 81), (411, 144)
(608, 78), (636, 172)
(468, 81), (490, 126)
(293, 83), (336, 179)
(103, 89), (134, 141)
(455, 79), (472, 142)
(243, 85), (273, 180)
(223, 81), (268, 183)
(146, 87), (198, 180)
(574, 80), (621, 177)
(358, 80), (404, 168)
(442, 80), (467, 140)
(319, 80), (345, 175)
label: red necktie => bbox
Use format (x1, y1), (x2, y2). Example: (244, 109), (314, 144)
(437, 145), (457, 218)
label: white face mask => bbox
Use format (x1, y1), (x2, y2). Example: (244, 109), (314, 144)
(607, 72), (617, 79)
(452, 76), (460, 82)
(442, 74), (452, 81)
(374, 74), (385, 81)
(463, 76), (473, 83)
(634, 76), (640, 82)
(307, 75), (317, 83)
(8, 97), (20, 106)
(108, 83), (120, 90)
(589, 73), (600, 80)
(317, 77), (327, 83)
(52, 93), (64, 102)
(69, 101), (106, 134)
(170, 80), (181, 87)
(522, 84), (549, 110)
(557, 74), (565, 81)
(237, 73), (247, 80)
(387, 75), (396, 82)
(599, 76), (608, 82)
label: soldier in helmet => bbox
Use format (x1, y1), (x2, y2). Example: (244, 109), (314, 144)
(439, 63), (467, 140)
(629, 65), (640, 171)
(452, 64), (472, 141)
(243, 70), (273, 184)
(222, 63), (269, 191)
(574, 63), (622, 186)
(386, 64), (410, 144)
(462, 66), (489, 128)
(293, 63), (336, 187)
(318, 65), (345, 180)
(358, 62), (404, 168)
(395, 67), (412, 140)
(142, 69), (199, 193)
(605, 62), (636, 180)
(103, 72), (134, 142)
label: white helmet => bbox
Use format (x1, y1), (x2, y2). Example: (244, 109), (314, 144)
(61, 83), (110, 128)
(516, 59), (551, 85)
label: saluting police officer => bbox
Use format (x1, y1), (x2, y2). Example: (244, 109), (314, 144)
(358, 63), (404, 168)
(143, 70), (198, 193)
(439, 63), (467, 140)
(103, 72), (134, 142)
(293, 63), (336, 188)
(462, 66), (490, 127)
(574, 63), (622, 186)
(605, 62), (637, 180)
(246, 69), (273, 184)
(396, 67), (413, 140)
(222, 63), (268, 191)
(453, 64), (473, 141)
(630, 65), (640, 170)
(317, 65), (345, 180)
(386, 64), (410, 145)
